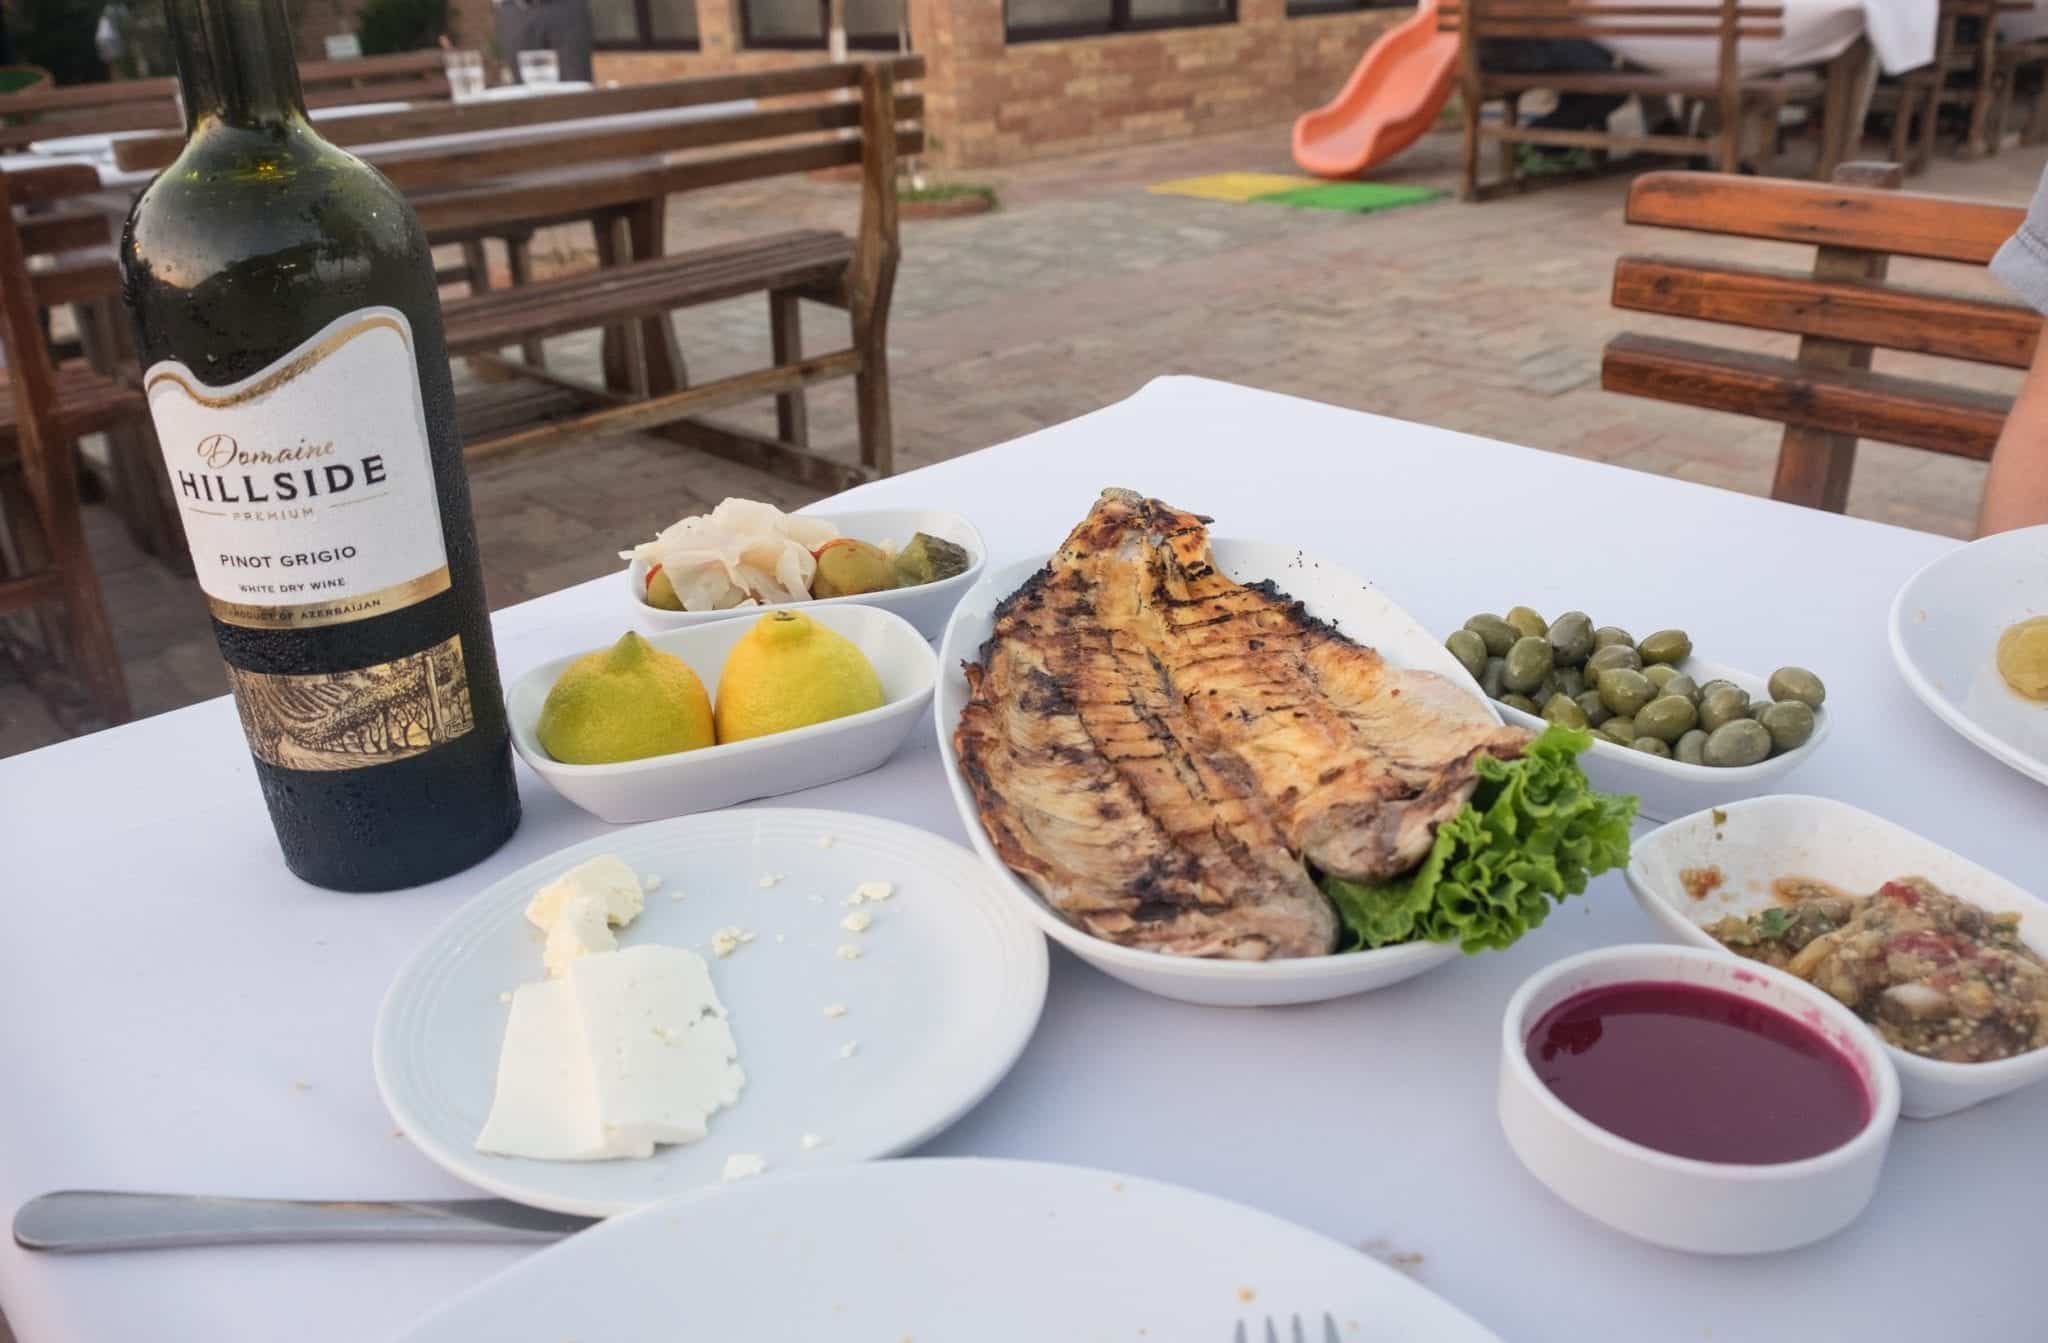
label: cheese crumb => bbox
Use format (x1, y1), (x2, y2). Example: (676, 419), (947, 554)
(543, 891), (618, 979)
(722, 1153), (767, 1182)
(855, 880), (894, 903)
(823, 1003), (847, 1019)
(835, 944), (862, 961)
(526, 855), (645, 933)
(774, 932), (787, 944)
(670, 889), (686, 902)
(642, 874), (662, 893)
(840, 911), (873, 934)
(800, 1132), (825, 1151)
(839, 1041), (860, 1059)
(817, 834), (835, 849)
(758, 873), (782, 889)
(711, 926), (752, 958)
(498, 991), (514, 1005)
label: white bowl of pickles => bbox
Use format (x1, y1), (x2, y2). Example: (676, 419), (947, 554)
(1446, 608), (1830, 823)
(624, 503), (985, 642)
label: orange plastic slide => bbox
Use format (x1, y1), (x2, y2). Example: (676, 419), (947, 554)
(1293, 0), (1459, 179)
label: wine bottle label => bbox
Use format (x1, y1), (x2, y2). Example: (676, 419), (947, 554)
(224, 634), (476, 771)
(144, 306), (452, 631)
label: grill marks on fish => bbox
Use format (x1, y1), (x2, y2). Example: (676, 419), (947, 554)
(955, 489), (1528, 960)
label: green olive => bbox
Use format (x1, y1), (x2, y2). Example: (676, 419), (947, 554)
(1643, 664), (1677, 692)
(1703, 719), (1772, 767)
(1599, 715), (1637, 745)
(1674, 728), (1708, 766)
(1592, 626), (1635, 651)
(1464, 614), (1518, 658)
(1695, 678), (1740, 702)
(1505, 606), (1549, 639)
(1547, 611), (1595, 667)
(1500, 692), (1540, 715)
(1767, 666), (1826, 709)
(1586, 644), (1644, 677)
(1698, 685), (1751, 732)
(1445, 629), (1489, 681)
(1575, 690), (1612, 726)
(1542, 693), (1590, 729)
(1635, 694), (1699, 743)
(1757, 699), (1816, 753)
(1502, 636), (1555, 693)
(1553, 666), (1586, 700)
(1662, 673), (1699, 704)
(1597, 667), (1657, 717)
(1479, 657), (1506, 699)
(1639, 629), (1693, 665)
(1631, 736), (1674, 758)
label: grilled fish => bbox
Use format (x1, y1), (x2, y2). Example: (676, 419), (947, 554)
(954, 489), (1529, 960)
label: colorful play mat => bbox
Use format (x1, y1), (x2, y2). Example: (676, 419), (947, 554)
(1147, 173), (1443, 213)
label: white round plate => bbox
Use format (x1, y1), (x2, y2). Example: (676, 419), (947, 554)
(1889, 524), (2048, 787)
(934, 541), (1499, 1007)
(374, 809), (1048, 1216)
(394, 1158), (1502, 1342)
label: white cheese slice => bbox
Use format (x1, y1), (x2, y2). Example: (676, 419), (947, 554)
(526, 855), (646, 934)
(542, 891), (616, 979)
(569, 945), (746, 1157)
(476, 945), (745, 1162)
(475, 979), (614, 1160)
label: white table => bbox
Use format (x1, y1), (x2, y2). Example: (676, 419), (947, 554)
(1603, 0), (1935, 78)
(0, 378), (2037, 1341)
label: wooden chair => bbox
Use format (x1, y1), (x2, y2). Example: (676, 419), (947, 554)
(399, 59), (920, 489)
(0, 163), (149, 722)
(1438, 0), (1820, 200)
(1600, 163), (2037, 512)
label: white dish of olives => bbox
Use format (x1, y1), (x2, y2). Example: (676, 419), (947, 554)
(625, 507), (986, 642)
(1446, 610), (1830, 823)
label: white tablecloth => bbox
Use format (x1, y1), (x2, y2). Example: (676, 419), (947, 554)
(0, 378), (2037, 1342)
(1606, 0), (1936, 78)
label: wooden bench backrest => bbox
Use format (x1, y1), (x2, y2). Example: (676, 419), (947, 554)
(112, 58), (924, 174)
(1, 163), (122, 314)
(1437, 0), (1786, 41)
(1604, 166), (2038, 510)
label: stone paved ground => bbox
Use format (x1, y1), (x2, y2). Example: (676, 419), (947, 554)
(5, 123), (2045, 757)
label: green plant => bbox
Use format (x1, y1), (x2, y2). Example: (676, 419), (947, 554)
(355, 0), (451, 55)
(897, 181), (997, 207)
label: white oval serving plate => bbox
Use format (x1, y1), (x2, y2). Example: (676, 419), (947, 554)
(507, 604), (936, 824)
(1492, 655), (1829, 825)
(624, 506), (986, 641)
(374, 809), (1049, 1217)
(394, 1158), (1502, 1342)
(934, 541), (1507, 1008)
(1500, 943), (1898, 1255)
(1626, 793), (2048, 1118)
(1888, 523), (2048, 789)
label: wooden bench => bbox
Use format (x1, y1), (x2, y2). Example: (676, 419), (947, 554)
(364, 58), (922, 489)
(0, 50), (451, 154)
(1438, 0), (1822, 200)
(1600, 164), (2037, 511)
(0, 162), (152, 724)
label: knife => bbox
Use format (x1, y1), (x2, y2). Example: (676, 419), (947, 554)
(13, 1191), (595, 1253)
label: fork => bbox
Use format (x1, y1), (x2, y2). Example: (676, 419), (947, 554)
(1232, 1312), (1342, 1343)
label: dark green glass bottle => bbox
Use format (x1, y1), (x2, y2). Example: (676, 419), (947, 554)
(121, 0), (520, 890)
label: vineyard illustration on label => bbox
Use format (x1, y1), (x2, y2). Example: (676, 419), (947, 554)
(226, 635), (475, 771)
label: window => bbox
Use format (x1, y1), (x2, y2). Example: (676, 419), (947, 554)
(591, 0), (701, 48)
(740, 0), (905, 50)
(1285, 0), (1403, 15)
(1005, 0), (1234, 42)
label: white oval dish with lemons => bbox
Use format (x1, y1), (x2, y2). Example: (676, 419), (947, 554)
(625, 506), (986, 641)
(509, 607), (938, 824)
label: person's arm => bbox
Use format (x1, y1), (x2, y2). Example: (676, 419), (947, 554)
(1979, 339), (2048, 535)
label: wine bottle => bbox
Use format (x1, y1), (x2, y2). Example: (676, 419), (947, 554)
(121, 0), (520, 890)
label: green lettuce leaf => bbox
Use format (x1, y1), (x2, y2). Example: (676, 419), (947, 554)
(1321, 725), (1636, 954)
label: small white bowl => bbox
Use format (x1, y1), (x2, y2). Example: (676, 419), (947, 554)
(1500, 943), (1899, 1254)
(624, 507), (986, 641)
(508, 605), (937, 824)
(1493, 655), (1829, 824)
(935, 542), (1504, 1007)
(1627, 794), (2048, 1118)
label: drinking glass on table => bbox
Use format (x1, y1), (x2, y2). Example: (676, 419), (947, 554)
(443, 48), (486, 102)
(516, 49), (560, 87)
